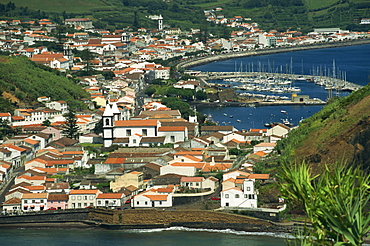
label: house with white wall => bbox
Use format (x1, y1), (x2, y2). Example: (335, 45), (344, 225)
(21, 193), (48, 212)
(68, 189), (102, 209)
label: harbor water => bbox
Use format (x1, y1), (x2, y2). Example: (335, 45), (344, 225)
(0, 227), (288, 245)
(193, 44), (370, 129)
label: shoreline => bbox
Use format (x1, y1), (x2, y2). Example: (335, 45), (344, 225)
(177, 38), (370, 70)
(0, 220), (296, 234)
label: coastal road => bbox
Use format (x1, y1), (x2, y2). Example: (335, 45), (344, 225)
(0, 166), (24, 207)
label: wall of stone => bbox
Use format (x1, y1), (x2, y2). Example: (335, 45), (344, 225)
(0, 209), (89, 223)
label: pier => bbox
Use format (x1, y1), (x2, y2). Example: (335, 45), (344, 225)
(195, 71), (363, 92)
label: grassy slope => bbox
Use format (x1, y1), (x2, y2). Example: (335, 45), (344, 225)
(0, 56), (89, 112)
(0, 0), (111, 13)
(277, 84), (370, 171)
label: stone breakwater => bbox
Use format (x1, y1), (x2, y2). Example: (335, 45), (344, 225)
(176, 38), (370, 70)
(88, 209), (294, 233)
(0, 209), (296, 233)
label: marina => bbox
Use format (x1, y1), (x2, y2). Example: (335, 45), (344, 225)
(192, 44), (370, 130)
(197, 71), (362, 94)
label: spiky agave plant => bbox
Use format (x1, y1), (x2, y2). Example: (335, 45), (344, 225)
(279, 161), (370, 245)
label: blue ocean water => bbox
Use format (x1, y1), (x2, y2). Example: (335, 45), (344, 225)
(193, 44), (370, 129)
(0, 227), (288, 245)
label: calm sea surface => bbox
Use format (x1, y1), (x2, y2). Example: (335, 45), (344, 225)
(0, 227), (288, 245)
(193, 44), (370, 129)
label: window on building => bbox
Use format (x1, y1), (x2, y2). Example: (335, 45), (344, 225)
(98, 201), (101, 205)
(196, 182), (199, 186)
(84, 196), (88, 200)
(225, 194), (229, 198)
(159, 201), (162, 205)
(235, 194), (239, 198)
(170, 136), (175, 142)
(142, 129), (147, 136)
(40, 200), (43, 203)
(136, 201), (139, 205)
(133, 139), (136, 144)
(145, 201), (148, 205)
(24, 200), (28, 203)
(126, 129), (132, 136)
(32, 200), (35, 203)
(84, 203), (87, 207)
(247, 187), (251, 191)
(105, 118), (110, 126)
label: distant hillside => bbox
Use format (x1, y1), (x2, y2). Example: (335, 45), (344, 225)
(0, 0), (368, 33)
(0, 56), (89, 113)
(276, 84), (370, 171)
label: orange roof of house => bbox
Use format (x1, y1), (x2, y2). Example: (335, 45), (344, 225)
(69, 189), (100, 195)
(97, 193), (124, 199)
(181, 177), (204, 182)
(143, 194), (168, 201)
(253, 151), (267, 157)
(17, 175), (45, 180)
(153, 188), (173, 193)
(248, 174), (270, 180)
(26, 158), (48, 165)
(104, 158), (126, 164)
(23, 138), (40, 145)
(24, 185), (45, 191)
(201, 163), (232, 172)
(255, 143), (276, 147)
(22, 193), (48, 199)
(170, 162), (205, 169)
(158, 126), (186, 132)
(115, 120), (158, 127)
(181, 155), (202, 162)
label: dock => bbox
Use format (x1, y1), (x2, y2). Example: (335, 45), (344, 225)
(194, 71), (363, 92)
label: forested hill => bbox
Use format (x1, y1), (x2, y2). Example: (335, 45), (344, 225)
(0, 56), (89, 112)
(276, 84), (370, 172)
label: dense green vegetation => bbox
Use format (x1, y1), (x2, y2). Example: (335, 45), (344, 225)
(0, 56), (89, 112)
(0, 0), (368, 35)
(279, 161), (370, 245)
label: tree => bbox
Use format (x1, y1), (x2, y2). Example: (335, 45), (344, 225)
(144, 86), (156, 97)
(62, 111), (80, 139)
(42, 119), (51, 127)
(93, 119), (103, 134)
(279, 161), (370, 245)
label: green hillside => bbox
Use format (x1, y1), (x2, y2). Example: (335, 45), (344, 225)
(0, 0), (368, 33)
(0, 56), (89, 113)
(276, 83), (370, 172)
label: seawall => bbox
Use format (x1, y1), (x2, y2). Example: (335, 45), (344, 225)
(0, 208), (295, 233)
(177, 38), (370, 69)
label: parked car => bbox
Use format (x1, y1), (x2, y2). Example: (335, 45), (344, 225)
(210, 197), (221, 200)
(47, 207), (57, 210)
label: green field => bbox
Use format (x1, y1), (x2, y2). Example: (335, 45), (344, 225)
(0, 0), (112, 13)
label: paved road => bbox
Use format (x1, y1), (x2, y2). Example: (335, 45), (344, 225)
(0, 166), (24, 206)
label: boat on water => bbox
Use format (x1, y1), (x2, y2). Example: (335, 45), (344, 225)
(281, 110), (287, 114)
(229, 115), (233, 118)
(237, 119), (241, 122)
(223, 113), (227, 116)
